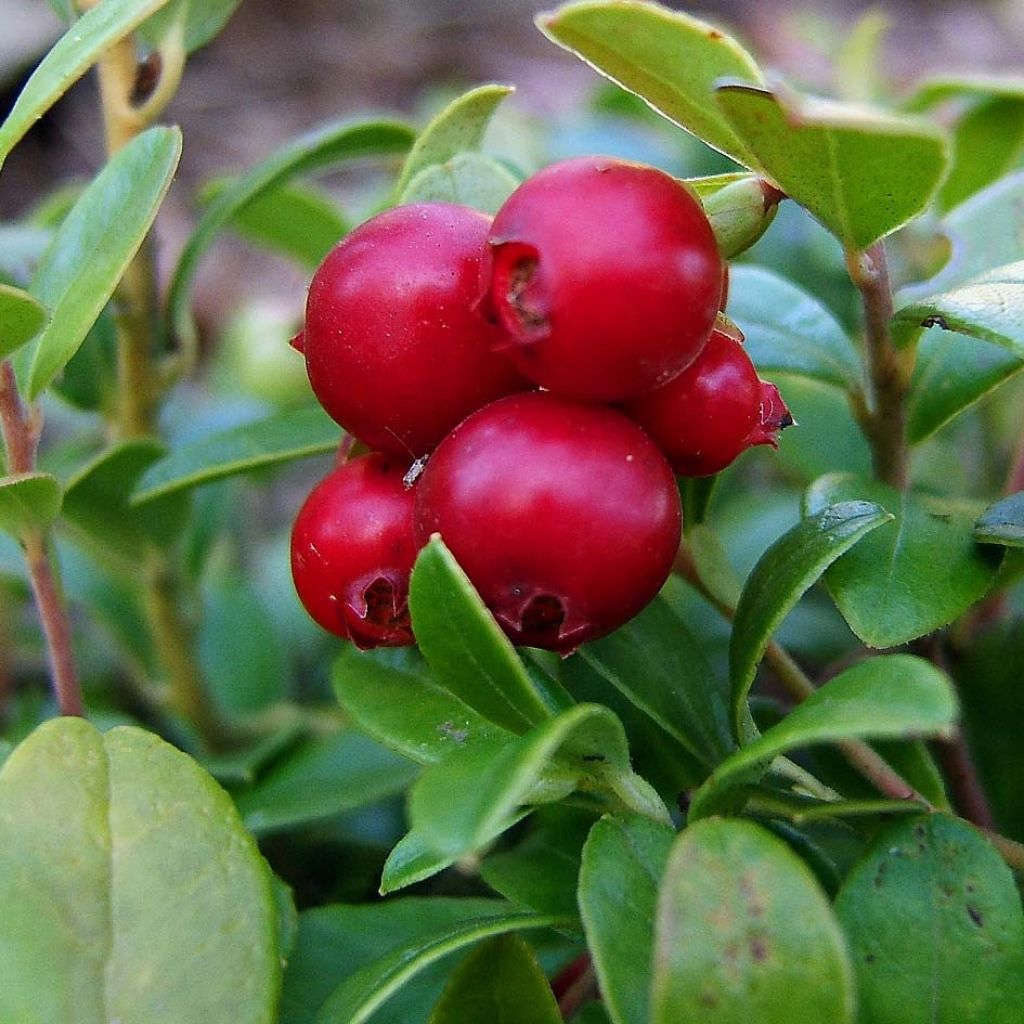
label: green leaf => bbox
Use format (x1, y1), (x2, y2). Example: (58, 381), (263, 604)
(315, 906), (571, 1024)
(26, 126), (181, 398)
(728, 265), (862, 390)
(651, 818), (855, 1024)
(199, 178), (348, 268)
(409, 537), (553, 733)
(400, 152), (520, 215)
(689, 655), (958, 820)
(716, 83), (948, 250)
(729, 501), (893, 730)
(0, 473), (62, 537)
(905, 73), (1024, 111)
(380, 830), (458, 895)
(895, 261), (1024, 356)
(835, 814), (1024, 1024)
(0, 284), (47, 359)
(428, 935), (562, 1024)
(131, 405), (340, 505)
(578, 815), (675, 1024)
(905, 328), (1023, 444)
(333, 646), (514, 766)
(937, 97), (1024, 213)
(692, 173), (782, 259)
(395, 84), (513, 197)
(976, 492), (1024, 548)
(0, 718), (278, 1023)
(167, 119), (414, 348)
(234, 728), (418, 835)
(0, 0), (175, 168)
(62, 438), (188, 567)
(538, 0), (764, 165)
(138, 0), (240, 54)
(575, 593), (734, 769)
(409, 703), (669, 861)
(280, 898), (517, 1024)
(805, 474), (1002, 647)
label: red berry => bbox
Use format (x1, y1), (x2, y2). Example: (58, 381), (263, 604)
(291, 453), (417, 648)
(302, 203), (529, 456)
(622, 321), (793, 477)
(414, 392), (682, 652)
(484, 156), (722, 402)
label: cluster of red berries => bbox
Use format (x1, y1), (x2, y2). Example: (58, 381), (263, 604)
(289, 156), (791, 653)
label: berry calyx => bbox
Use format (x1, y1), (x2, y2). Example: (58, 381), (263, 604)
(622, 319), (793, 477)
(414, 392), (682, 652)
(303, 203), (529, 457)
(484, 156), (723, 402)
(290, 453), (417, 648)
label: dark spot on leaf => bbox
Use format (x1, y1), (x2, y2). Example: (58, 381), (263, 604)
(749, 936), (768, 962)
(700, 988), (718, 1008)
(708, 28), (723, 39)
(967, 905), (984, 927)
(914, 824), (926, 839)
(582, 753), (607, 763)
(865, 953), (877, 964)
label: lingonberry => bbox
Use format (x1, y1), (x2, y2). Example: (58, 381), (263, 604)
(622, 320), (793, 477)
(483, 156), (722, 402)
(414, 392), (682, 652)
(290, 453), (417, 648)
(299, 203), (529, 456)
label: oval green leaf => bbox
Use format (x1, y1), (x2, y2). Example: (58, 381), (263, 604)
(0, 472), (62, 537)
(0, 0), (175, 168)
(539, 0), (764, 165)
(26, 126), (181, 399)
(690, 654), (958, 819)
(428, 935), (562, 1024)
(716, 83), (948, 251)
(0, 284), (47, 359)
(131, 405), (340, 504)
(805, 473), (1002, 647)
(409, 537), (553, 733)
(138, 0), (241, 54)
(652, 818), (854, 1024)
(728, 265), (862, 390)
(976, 492), (1024, 548)
(394, 83), (513, 197)
(729, 501), (892, 730)
(835, 814), (1024, 1024)
(0, 718), (279, 1023)
(578, 815), (675, 1024)
(400, 152), (520, 214)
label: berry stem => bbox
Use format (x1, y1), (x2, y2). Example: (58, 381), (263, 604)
(846, 242), (914, 489)
(0, 361), (84, 717)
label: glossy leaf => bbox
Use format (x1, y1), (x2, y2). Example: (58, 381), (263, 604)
(167, 119), (413, 348)
(409, 703), (669, 860)
(651, 818), (854, 1024)
(138, 0), (241, 54)
(539, 0), (764, 165)
(729, 501), (892, 729)
(690, 654), (958, 820)
(0, 284), (47, 359)
(716, 84), (948, 250)
(333, 645), (514, 766)
(380, 830), (458, 896)
(400, 152), (520, 214)
(728, 265), (862, 390)
(234, 728), (418, 835)
(0, 473), (62, 537)
(835, 814), (1024, 1024)
(938, 97), (1024, 213)
(578, 815), (674, 1024)
(62, 439), (188, 567)
(428, 935), (562, 1024)
(199, 178), (348, 268)
(575, 593), (734, 768)
(0, 718), (278, 1023)
(395, 83), (513, 197)
(315, 907), (570, 1024)
(26, 127), (181, 398)
(895, 261), (1024, 357)
(131, 405), (340, 504)
(0, 0), (174, 168)
(409, 538), (552, 733)
(805, 474), (1002, 647)
(976, 492), (1024, 548)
